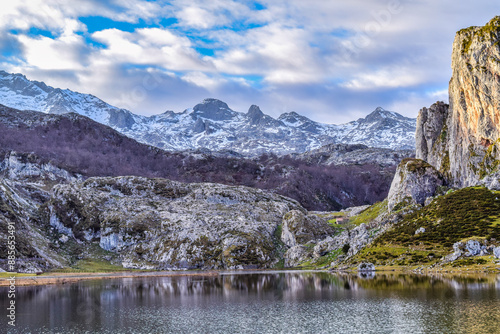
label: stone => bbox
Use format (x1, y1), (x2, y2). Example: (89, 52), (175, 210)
(415, 227), (426, 235)
(58, 235), (69, 243)
(358, 262), (375, 272)
(465, 240), (482, 256)
(443, 242), (463, 262)
(493, 246), (500, 259)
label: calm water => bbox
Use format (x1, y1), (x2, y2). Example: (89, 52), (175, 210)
(2, 271), (500, 333)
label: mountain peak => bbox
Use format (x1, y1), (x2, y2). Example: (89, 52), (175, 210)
(192, 98), (234, 121)
(361, 107), (402, 123)
(278, 111), (312, 124)
(200, 98), (229, 107)
(247, 104), (264, 119)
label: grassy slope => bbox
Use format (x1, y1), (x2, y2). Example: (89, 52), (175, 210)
(348, 187), (500, 269)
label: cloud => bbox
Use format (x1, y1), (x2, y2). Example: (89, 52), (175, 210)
(1, 0), (499, 124)
(171, 0), (256, 29)
(15, 19), (89, 71)
(91, 27), (212, 71)
(210, 24), (324, 84)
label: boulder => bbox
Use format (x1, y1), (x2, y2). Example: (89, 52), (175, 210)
(387, 158), (446, 211)
(493, 246), (500, 259)
(465, 240), (482, 256)
(443, 242), (463, 262)
(415, 227), (426, 235)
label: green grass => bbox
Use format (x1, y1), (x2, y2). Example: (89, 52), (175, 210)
(298, 248), (343, 268)
(377, 187), (500, 247)
(349, 200), (387, 226)
(0, 272), (32, 278)
(349, 187), (500, 267)
(315, 249), (343, 267)
(489, 217), (500, 227)
(272, 224), (287, 269)
(52, 259), (130, 273)
(327, 220), (344, 229)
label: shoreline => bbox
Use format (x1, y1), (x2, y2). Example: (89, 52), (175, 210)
(1, 265), (499, 286)
(0, 270), (220, 286)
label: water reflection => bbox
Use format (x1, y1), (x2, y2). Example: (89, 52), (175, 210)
(4, 271), (500, 333)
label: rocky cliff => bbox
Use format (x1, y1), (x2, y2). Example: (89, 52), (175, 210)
(416, 17), (500, 189)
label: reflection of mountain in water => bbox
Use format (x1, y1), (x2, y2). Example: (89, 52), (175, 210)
(13, 272), (500, 333)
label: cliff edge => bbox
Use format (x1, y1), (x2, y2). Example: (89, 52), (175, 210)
(417, 17), (500, 189)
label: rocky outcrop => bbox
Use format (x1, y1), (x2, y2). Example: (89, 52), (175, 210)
(108, 109), (136, 129)
(313, 223), (372, 258)
(415, 101), (449, 168)
(283, 245), (311, 267)
(294, 143), (414, 167)
(47, 176), (302, 270)
(0, 178), (68, 273)
(280, 210), (335, 247)
(0, 151), (80, 183)
(443, 239), (493, 262)
(416, 17), (500, 188)
(358, 262), (375, 272)
(387, 158), (446, 211)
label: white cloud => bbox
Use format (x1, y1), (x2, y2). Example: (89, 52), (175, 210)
(171, 0), (254, 29)
(181, 71), (226, 90)
(15, 19), (88, 71)
(176, 6), (221, 29)
(211, 24), (324, 84)
(342, 67), (427, 90)
(91, 28), (212, 71)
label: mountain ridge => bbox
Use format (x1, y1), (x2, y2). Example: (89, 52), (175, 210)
(0, 70), (416, 156)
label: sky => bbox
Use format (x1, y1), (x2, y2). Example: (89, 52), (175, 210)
(0, 1), (498, 123)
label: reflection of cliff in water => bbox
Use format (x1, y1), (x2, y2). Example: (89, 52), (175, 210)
(15, 271), (500, 304)
(9, 271), (500, 333)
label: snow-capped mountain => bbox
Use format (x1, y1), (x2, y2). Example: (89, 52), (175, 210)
(0, 70), (416, 156)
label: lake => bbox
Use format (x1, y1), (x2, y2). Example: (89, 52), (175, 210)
(3, 271), (500, 333)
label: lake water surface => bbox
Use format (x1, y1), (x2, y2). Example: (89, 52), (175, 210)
(4, 271), (500, 333)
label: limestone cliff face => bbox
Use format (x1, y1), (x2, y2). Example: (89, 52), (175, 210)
(415, 102), (449, 174)
(417, 17), (500, 188)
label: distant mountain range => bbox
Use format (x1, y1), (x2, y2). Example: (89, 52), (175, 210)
(0, 104), (412, 211)
(0, 70), (416, 156)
